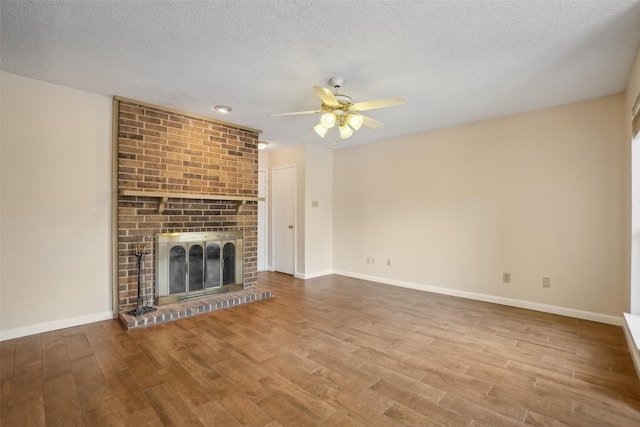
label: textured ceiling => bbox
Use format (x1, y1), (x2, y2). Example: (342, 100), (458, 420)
(2, 1), (640, 151)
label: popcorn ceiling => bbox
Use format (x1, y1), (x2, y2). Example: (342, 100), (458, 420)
(2, 1), (639, 149)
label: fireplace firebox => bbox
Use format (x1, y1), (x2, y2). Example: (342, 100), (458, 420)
(156, 231), (244, 304)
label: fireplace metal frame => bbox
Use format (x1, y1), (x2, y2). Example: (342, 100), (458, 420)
(155, 231), (244, 305)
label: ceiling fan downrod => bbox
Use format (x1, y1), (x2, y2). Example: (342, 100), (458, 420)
(329, 77), (344, 93)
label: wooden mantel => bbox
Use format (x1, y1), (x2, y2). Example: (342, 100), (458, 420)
(119, 189), (264, 213)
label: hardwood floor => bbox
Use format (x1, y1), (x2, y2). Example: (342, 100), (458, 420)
(2, 272), (640, 426)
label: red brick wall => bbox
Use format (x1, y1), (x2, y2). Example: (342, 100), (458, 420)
(116, 99), (260, 313)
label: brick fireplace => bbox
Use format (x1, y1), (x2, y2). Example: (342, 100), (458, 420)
(115, 97), (261, 314)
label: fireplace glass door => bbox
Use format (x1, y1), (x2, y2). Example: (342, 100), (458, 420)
(205, 243), (221, 288)
(168, 242), (225, 295)
(169, 246), (187, 294)
(188, 244), (205, 292)
(223, 242), (236, 285)
(156, 231), (244, 303)
(167, 241), (233, 295)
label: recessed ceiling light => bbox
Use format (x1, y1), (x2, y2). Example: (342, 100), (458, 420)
(214, 105), (232, 113)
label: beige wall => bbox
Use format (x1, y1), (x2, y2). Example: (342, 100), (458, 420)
(333, 95), (626, 319)
(1, 72), (113, 339)
(258, 149), (269, 170)
(304, 145), (333, 277)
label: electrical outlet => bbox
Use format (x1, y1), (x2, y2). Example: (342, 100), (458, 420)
(502, 272), (511, 283)
(371, 257), (376, 265)
(542, 277), (551, 288)
(386, 259), (391, 266)
(366, 257), (371, 264)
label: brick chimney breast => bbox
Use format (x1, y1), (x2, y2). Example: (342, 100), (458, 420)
(116, 99), (260, 313)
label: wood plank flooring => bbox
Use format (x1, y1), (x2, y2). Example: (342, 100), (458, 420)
(2, 272), (640, 426)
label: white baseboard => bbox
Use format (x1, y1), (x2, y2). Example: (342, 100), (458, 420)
(296, 270), (334, 280)
(332, 270), (623, 326)
(623, 313), (640, 380)
(0, 310), (115, 341)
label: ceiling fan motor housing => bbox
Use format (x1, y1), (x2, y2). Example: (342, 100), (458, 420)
(329, 76), (344, 89)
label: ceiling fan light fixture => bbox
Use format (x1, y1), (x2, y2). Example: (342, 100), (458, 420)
(346, 113), (363, 130)
(272, 78), (405, 144)
(313, 122), (328, 138)
(339, 122), (353, 139)
(320, 112), (336, 128)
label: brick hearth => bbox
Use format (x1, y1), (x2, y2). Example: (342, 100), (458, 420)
(119, 288), (274, 330)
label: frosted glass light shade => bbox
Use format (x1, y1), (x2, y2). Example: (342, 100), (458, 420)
(346, 113), (363, 130)
(313, 122), (328, 137)
(339, 122), (353, 139)
(320, 113), (336, 128)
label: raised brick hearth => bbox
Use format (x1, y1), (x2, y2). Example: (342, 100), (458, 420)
(119, 288), (274, 330)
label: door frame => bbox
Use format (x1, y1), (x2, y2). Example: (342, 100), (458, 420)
(271, 164), (297, 275)
(257, 168), (268, 272)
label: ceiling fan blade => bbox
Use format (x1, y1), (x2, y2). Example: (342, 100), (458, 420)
(352, 96), (406, 112)
(313, 86), (340, 107)
(362, 115), (385, 129)
(270, 109), (322, 116)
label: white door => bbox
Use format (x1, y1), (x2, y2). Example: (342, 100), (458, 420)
(272, 165), (295, 275)
(257, 169), (267, 271)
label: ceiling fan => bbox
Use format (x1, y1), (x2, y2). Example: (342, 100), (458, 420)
(272, 77), (406, 141)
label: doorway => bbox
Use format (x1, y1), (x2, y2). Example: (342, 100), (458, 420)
(272, 165), (296, 275)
